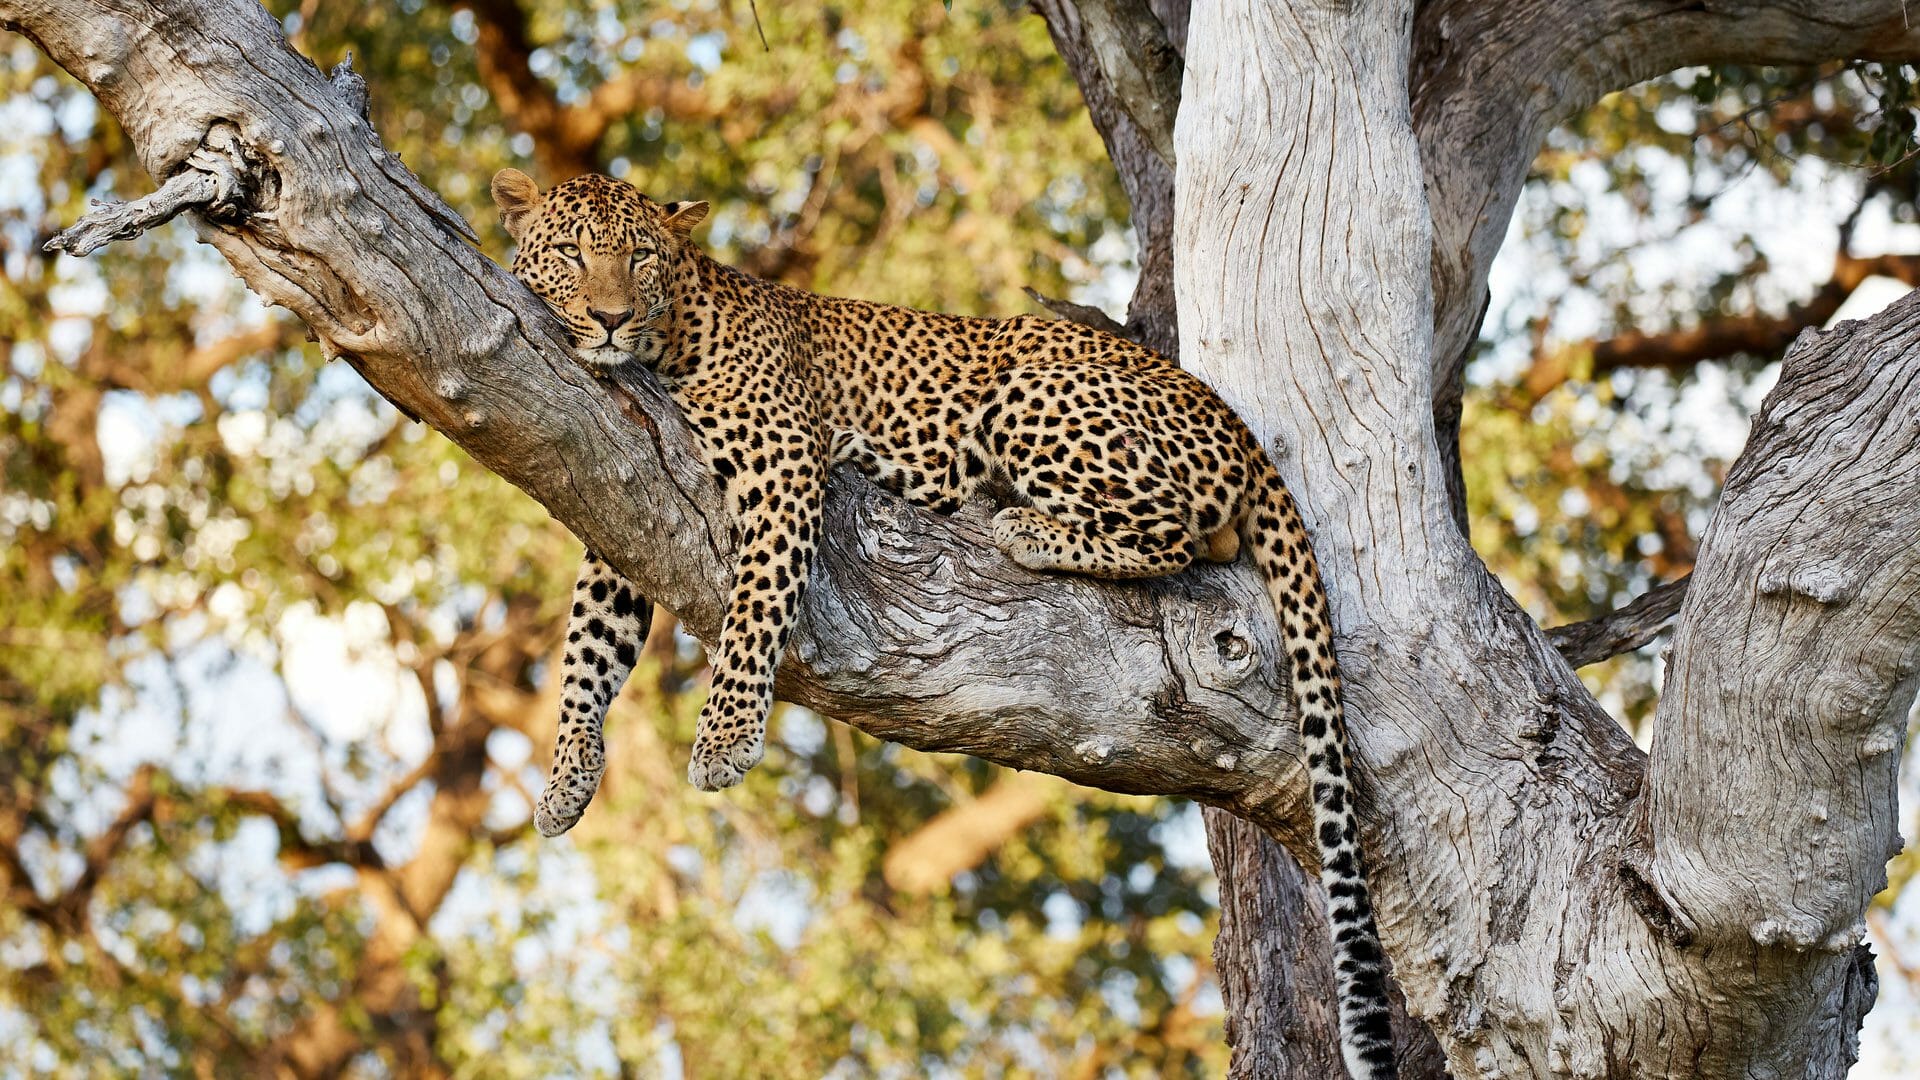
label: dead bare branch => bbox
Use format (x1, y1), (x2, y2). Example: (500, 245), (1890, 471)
(1546, 575), (1691, 669)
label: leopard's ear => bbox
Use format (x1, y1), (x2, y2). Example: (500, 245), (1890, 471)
(661, 200), (710, 239)
(492, 169), (543, 240)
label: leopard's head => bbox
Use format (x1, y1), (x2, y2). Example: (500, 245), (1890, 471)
(492, 170), (709, 369)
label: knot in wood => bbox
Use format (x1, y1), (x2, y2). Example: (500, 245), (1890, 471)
(189, 122), (272, 225)
(1074, 738), (1116, 764)
(1213, 625), (1251, 663)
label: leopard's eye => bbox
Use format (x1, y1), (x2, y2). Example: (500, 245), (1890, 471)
(630, 248), (655, 267)
(555, 243), (582, 262)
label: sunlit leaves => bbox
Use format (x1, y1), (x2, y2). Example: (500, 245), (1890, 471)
(2, 3), (1205, 1074)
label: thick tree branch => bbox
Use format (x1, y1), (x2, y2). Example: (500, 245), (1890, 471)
(1177, 2), (1913, 1076)
(1072, 0), (1181, 169)
(1031, 9), (1449, 1074)
(1646, 297), (1920, 948)
(1032, 0), (1183, 356)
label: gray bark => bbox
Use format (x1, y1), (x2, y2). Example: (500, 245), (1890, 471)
(1038, 4), (1447, 1073)
(1545, 575), (1689, 671)
(9, 0), (1920, 1075)
(1051, 0), (1920, 1069)
(1174, 1), (1914, 1076)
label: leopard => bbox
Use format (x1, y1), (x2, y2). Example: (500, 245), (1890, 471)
(491, 168), (1398, 1080)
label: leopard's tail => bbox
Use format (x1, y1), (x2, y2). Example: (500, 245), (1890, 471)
(1245, 460), (1397, 1080)
(535, 550), (652, 837)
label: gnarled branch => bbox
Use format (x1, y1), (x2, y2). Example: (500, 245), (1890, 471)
(1546, 575), (1690, 669)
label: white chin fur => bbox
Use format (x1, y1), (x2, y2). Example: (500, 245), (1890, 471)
(574, 345), (633, 370)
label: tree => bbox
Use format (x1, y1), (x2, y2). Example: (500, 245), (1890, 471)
(4, 0), (1919, 1077)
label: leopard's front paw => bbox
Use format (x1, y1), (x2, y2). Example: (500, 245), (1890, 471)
(533, 795), (585, 838)
(992, 506), (1052, 570)
(687, 731), (764, 792)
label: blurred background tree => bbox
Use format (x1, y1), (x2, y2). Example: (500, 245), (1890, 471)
(0, 1), (1914, 1075)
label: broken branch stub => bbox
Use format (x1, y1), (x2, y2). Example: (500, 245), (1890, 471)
(45, 122), (262, 256)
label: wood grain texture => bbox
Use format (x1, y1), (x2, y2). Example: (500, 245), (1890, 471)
(1034, 6), (1447, 1075)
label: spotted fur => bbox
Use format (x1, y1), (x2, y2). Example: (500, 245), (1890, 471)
(536, 551), (651, 837)
(494, 170), (1396, 1078)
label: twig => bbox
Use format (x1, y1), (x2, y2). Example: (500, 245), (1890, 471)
(1022, 286), (1126, 336)
(746, 0), (770, 51)
(45, 126), (256, 256)
(349, 754), (441, 843)
(43, 170), (223, 257)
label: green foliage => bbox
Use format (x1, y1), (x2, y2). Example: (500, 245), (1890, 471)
(1, 3), (1208, 1075)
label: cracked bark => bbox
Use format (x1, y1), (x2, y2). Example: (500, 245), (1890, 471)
(1037, 3), (1447, 1073)
(10, 0), (1920, 1074)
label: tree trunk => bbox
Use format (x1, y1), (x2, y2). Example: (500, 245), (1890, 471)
(1207, 808), (1450, 1078)
(8, 0), (1920, 1075)
(1174, 2), (1911, 1075)
(1034, 5), (1447, 1072)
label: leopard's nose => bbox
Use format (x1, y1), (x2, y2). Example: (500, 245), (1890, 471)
(588, 308), (633, 332)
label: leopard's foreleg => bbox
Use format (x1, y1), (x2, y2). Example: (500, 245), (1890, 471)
(685, 404), (825, 791)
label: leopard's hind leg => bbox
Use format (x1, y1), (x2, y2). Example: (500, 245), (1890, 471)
(991, 507), (1196, 578)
